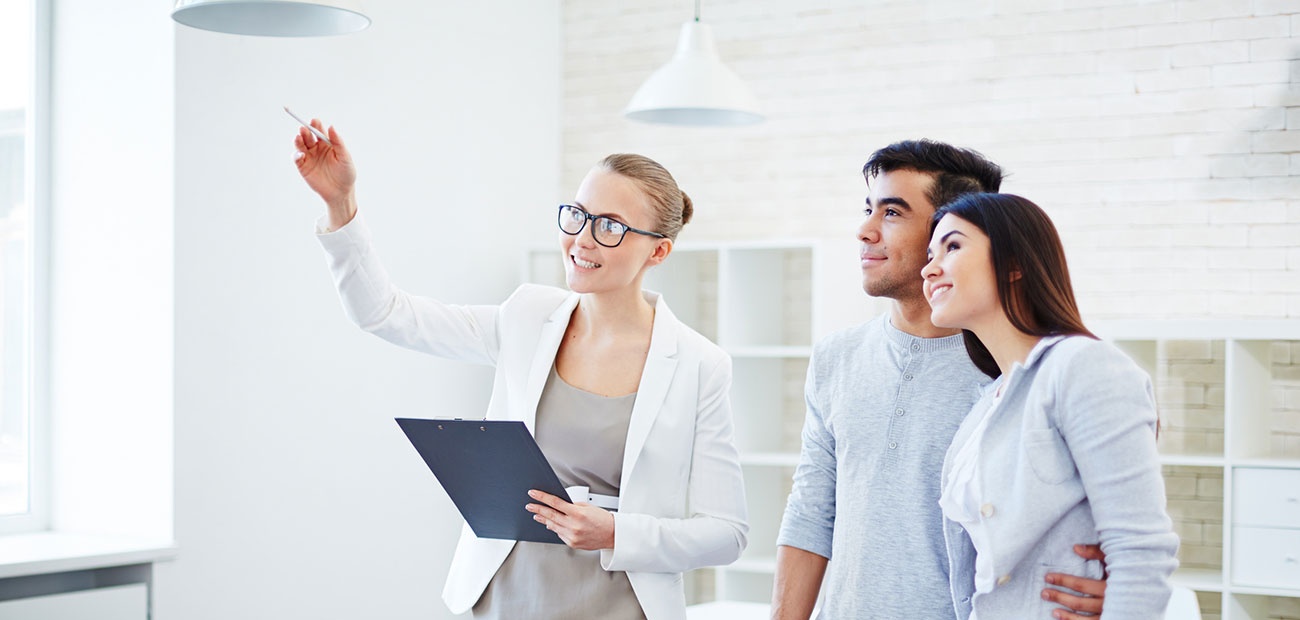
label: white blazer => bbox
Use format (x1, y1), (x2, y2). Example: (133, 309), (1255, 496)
(318, 215), (749, 620)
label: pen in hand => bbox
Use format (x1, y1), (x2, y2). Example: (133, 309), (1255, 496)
(284, 106), (332, 146)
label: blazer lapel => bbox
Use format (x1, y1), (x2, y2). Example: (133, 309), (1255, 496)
(521, 292), (580, 432)
(620, 292), (679, 488)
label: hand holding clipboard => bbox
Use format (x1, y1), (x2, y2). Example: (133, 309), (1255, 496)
(396, 418), (574, 544)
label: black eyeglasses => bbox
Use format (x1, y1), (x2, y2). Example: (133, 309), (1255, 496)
(557, 204), (667, 248)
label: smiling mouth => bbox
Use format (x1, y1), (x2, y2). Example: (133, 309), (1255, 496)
(572, 256), (601, 269)
(929, 284), (952, 302)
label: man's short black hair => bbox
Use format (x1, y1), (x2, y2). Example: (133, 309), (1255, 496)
(863, 140), (1004, 209)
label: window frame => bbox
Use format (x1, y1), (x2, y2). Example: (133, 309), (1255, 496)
(0, 0), (50, 535)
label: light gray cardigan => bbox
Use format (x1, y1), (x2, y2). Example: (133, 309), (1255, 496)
(941, 335), (1179, 620)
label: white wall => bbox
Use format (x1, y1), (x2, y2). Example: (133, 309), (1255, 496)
(562, 0), (1300, 321)
(160, 2), (560, 619)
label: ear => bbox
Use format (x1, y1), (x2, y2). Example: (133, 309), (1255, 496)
(1007, 259), (1023, 283)
(645, 238), (673, 267)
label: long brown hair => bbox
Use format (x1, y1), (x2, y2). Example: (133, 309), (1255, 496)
(932, 193), (1095, 379)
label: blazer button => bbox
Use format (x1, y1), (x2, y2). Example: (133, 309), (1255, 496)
(996, 574), (1011, 586)
(980, 503), (995, 518)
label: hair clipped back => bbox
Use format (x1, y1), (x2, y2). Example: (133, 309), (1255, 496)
(599, 153), (692, 241)
(864, 140), (1004, 209)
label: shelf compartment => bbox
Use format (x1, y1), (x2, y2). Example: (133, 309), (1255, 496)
(734, 466), (793, 571)
(643, 249), (719, 342)
(685, 568), (715, 606)
(731, 357), (809, 456)
(1227, 593), (1300, 620)
(1226, 340), (1300, 462)
(1163, 465), (1225, 574)
(1171, 567), (1225, 592)
(1182, 590), (1223, 620)
(716, 570), (775, 605)
(717, 247), (812, 349)
(1155, 340), (1227, 459)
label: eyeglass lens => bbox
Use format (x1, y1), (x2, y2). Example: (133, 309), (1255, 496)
(558, 206), (628, 247)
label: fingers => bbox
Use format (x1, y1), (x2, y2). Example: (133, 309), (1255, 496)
(526, 501), (566, 523)
(1045, 572), (1106, 597)
(527, 489), (569, 510)
(1050, 608), (1099, 620)
(1074, 544), (1106, 563)
(527, 501), (576, 546)
(1041, 584), (1103, 615)
(296, 126), (322, 154)
(526, 488), (575, 535)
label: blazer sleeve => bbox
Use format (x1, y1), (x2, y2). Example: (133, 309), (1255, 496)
(316, 213), (501, 366)
(600, 352), (749, 573)
(1055, 342), (1179, 619)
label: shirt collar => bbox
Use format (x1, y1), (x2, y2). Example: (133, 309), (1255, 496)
(881, 315), (967, 354)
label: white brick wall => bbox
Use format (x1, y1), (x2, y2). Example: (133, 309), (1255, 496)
(562, 0), (1300, 319)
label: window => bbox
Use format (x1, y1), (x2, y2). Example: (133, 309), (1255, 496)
(0, 0), (38, 529)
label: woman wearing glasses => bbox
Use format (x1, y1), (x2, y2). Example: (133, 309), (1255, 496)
(292, 121), (746, 620)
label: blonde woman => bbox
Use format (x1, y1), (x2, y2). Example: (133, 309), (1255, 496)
(292, 120), (747, 620)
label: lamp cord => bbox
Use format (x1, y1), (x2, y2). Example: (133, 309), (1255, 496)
(694, 0), (700, 21)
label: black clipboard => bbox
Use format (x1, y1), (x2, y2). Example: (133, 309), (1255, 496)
(395, 418), (572, 544)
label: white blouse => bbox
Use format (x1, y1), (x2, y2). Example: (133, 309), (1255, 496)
(939, 338), (1057, 617)
(938, 368), (1013, 603)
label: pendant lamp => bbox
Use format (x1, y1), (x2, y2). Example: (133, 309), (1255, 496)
(624, 2), (762, 126)
(172, 0), (371, 37)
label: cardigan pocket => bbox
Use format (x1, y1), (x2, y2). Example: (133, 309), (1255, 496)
(1025, 428), (1076, 484)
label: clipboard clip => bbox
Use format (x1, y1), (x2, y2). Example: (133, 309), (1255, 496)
(564, 485), (620, 512)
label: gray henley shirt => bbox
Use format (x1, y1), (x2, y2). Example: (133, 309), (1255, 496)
(777, 315), (990, 619)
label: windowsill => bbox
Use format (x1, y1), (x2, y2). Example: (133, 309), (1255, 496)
(0, 532), (176, 579)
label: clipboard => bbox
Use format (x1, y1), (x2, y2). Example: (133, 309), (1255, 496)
(395, 418), (572, 544)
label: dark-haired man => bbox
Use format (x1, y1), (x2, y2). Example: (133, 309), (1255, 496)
(771, 141), (1108, 620)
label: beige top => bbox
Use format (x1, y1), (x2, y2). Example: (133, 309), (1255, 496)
(472, 366), (646, 619)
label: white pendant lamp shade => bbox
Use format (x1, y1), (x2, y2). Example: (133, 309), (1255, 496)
(625, 21), (763, 126)
(171, 0), (370, 37)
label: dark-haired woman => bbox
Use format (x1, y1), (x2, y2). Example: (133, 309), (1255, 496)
(292, 120), (747, 620)
(920, 193), (1177, 619)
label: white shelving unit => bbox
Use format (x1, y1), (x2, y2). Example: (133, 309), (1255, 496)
(1093, 320), (1300, 620)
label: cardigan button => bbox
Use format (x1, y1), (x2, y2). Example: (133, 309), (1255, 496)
(980, 503), (995, 518)
(996, 574), (1011, 586)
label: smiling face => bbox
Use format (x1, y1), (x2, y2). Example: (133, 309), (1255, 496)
(858, 169), (940, 304)
(921, 213), (1003, 331)
(559, 167), (669, 294)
